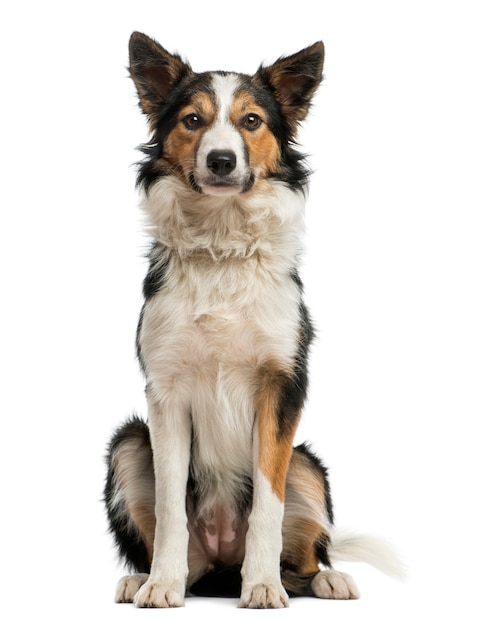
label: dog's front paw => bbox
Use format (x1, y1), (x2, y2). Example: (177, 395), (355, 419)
(115, 574), (149, 603)
(239, 582), (289, 609)
(311, 570), (360, 600)
(134, 578), (185, 608)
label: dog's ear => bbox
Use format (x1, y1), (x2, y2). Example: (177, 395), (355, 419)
(128, 32), (193, 118)
(255, 42), (324, 127)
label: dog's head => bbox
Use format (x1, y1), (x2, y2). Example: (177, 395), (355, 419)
(129, 33), (324, 197)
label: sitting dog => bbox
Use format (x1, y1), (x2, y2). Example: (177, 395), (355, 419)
(104, 32), (400, 608)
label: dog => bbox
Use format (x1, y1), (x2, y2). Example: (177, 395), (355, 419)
(104, 32), (401, 608)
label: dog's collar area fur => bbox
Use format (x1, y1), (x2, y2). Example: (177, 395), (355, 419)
(141, 176), (306, 262)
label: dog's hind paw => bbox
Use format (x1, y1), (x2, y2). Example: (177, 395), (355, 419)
(115, 574), (149, 603)
(311, 570), (360, 600)
(134, 578), (185, 608)
(239, 582), (289, 609)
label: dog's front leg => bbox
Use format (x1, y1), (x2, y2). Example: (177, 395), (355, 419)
(239, 366), (302, 609)
(134, 392), (191, 608)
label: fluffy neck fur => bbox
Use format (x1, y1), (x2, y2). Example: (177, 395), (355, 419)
(142, 177), (306, 271)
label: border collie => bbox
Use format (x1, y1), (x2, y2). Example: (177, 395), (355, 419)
(104, 32), (401, 608)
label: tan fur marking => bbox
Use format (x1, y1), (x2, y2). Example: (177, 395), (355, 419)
(282, 447), (332, 575)
(282, 517), (323, 573)
(113, 441), (156, 562)
(288, 447), (327, 510)
(163, 93), (216, 183)
(128, 503), (155, 563)
(230, 93), (281, 178)
(256, 362), (299, 502)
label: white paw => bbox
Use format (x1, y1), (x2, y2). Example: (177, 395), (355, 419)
(311, 570), (360, 600)
(134, 578), (185, 608)
(115, 574), (149, 603)
(239, 582), (289, 609)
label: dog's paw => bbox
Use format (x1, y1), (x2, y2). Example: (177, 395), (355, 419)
(115, 574), (149, 603)
(311, 570), (360, 600)
(239, 582), (289, 609)
(134, 578), (185, 608)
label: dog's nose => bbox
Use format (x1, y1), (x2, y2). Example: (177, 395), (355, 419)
(207, 150), (237, 177)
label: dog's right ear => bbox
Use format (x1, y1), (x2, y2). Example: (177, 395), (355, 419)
(128, 32), (193, 118)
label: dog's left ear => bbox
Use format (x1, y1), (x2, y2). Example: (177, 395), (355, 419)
(255, 42), (324, 125)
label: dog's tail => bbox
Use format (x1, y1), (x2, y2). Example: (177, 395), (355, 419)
(328, 528), (407, 580)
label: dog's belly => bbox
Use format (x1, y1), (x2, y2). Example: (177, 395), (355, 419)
(189, 504), (248, 566)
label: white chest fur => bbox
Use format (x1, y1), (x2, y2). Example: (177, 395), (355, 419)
(138, 177), (306, 505)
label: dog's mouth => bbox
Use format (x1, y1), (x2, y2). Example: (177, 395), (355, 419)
(189, 172), (255, 197)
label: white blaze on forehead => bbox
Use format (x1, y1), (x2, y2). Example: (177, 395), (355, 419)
(195, 73), (248, 182)
(212, 72), (242, 122)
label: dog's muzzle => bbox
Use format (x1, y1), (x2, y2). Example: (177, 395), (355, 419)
(190, 150), (255, 196)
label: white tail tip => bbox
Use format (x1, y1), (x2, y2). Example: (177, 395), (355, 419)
(329, 528), (407, 580)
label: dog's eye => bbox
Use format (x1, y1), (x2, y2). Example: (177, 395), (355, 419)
(242, 113), (262, 131)
(183, 113), (203, 130)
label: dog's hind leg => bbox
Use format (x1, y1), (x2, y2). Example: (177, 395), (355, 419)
(104, 415), (212, 603)
(280, 444), (359, 600)
(104, 416), (156, 602)
(115, 574), (149, 603)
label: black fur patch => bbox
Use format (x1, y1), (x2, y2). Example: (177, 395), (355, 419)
(136, 244), (170, 373)
(142, 244), (170, 300)
(294, 441), (334, 526)
(135, 305), (146, 375)
(276, 292), (315, 440)
(314, 532), (332, 569)
(189, 567), (242, 598)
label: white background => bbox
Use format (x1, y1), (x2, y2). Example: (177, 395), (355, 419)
(1, 1), (481, 624)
